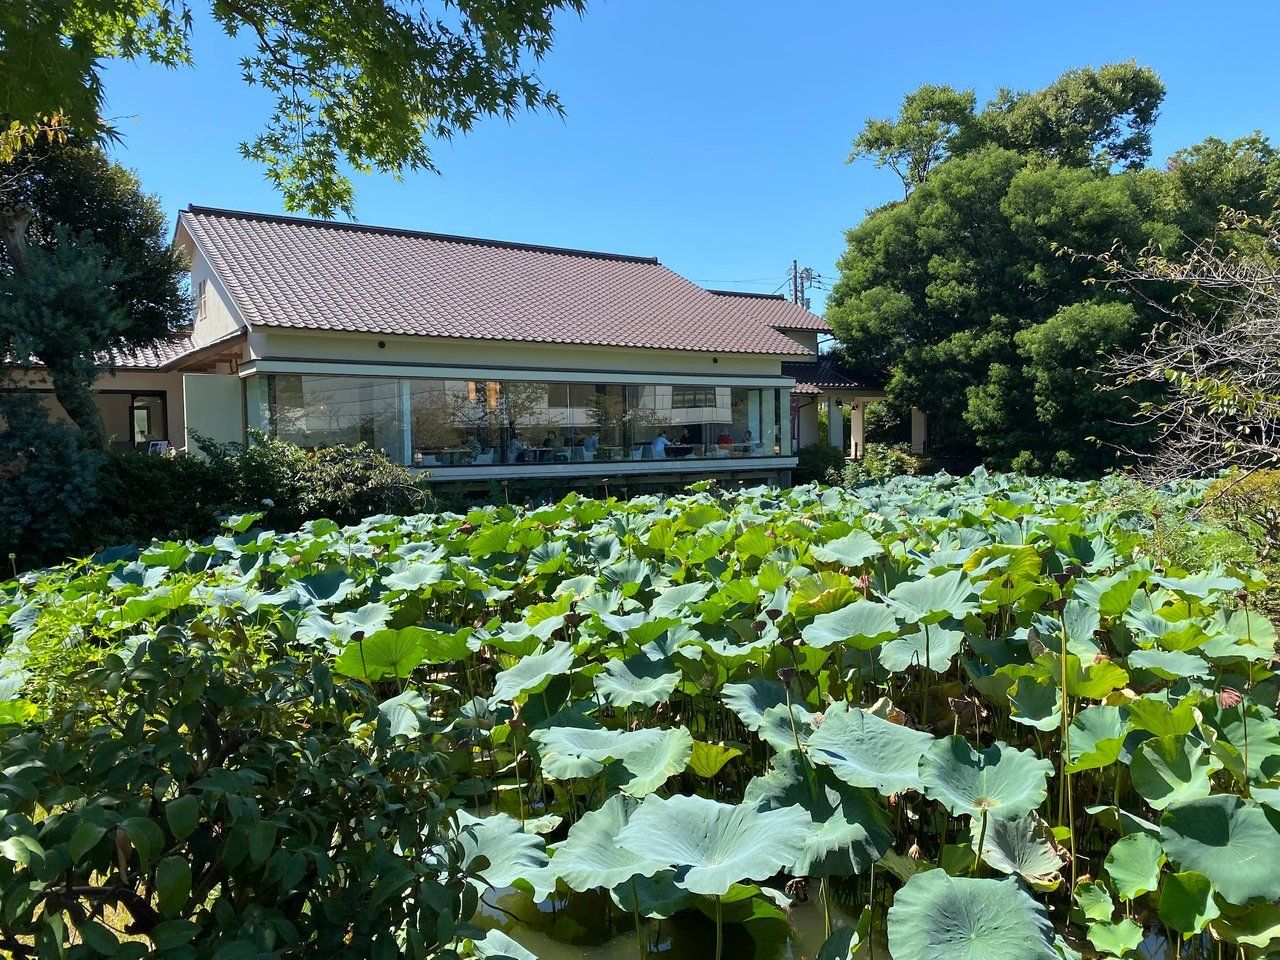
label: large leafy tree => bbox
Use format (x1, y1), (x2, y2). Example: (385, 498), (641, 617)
(1, 0), (586, 217)
(831, 63), (1280, 475)
(0, 140), (188, 448)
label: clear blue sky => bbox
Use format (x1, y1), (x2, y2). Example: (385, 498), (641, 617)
(102, 0), (1280, 310)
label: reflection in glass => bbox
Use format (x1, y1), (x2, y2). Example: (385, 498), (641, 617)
(253, 374), (790, 469)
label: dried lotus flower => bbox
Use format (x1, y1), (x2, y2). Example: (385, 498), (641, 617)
(777, 667), (797, 685)
(785, 877), (809, 901)
(907, 841), (923, 861)
(1218, 687), (1245, 710)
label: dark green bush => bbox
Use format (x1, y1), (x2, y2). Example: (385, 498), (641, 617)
(0, 629), (469, 958)
(792, 443), (846, 484)
(198, 430), (431, 532)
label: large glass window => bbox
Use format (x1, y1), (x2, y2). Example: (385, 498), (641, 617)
(250, 374), (790, 468)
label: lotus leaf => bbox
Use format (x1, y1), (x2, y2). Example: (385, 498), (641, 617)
(1130, 734), (1221, 810)
(802, 599), (899, 650)
(549, 794), (665, 891)
(885, 570), (979, 625)
(879, 626), (963, 673)
(530, 725), (665, 780)
(970, 812), (1066, 889)
(807, 704), (934, 796)
(333, 627), (428, 680)
(809, 530), (882, 568)
(1158, 870), (1219, 936)
(1160, 795), (1280, 904)
(757, 701), (818, 753)
(1103, 832), (1164, 901)
(612, 726), (693, 796)
(745, 750), (892, 876)
(1086, 918), (1143, 957)
(491, 642), (575, 702)
(592, 654), (681, 708)
(919, 736), (1053, 820)
(616, 794), (810, 896)
(886, 871), (1057, 960)
(688, 741), (743, 778)
(1008, 675), (1063, 732)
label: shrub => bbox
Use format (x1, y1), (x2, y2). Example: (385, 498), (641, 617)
(1203, 470), (1280, 562)
(828, 442), (934, 485)
(793, 443), (846, 484)
(199, 431), (430, 532)
(0, 629), (468, 957)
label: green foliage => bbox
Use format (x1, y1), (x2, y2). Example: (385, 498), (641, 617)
(2, 469), (1275, 958)
(0, 622), (467, 957)
(830, 442), (932, 485)
(834, 63), (1280, 474)
(3, 0), (586, 217)
(793, 442), (846, 484)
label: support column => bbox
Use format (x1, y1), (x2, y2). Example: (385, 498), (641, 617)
(848, 399), (865, 460)
(827, 395), (843, 448)
(760, 388), (777, 455)
(911, 407), (928, 455)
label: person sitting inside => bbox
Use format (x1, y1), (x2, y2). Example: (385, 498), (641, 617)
(583, 433), (599, 455)
(509, 434), (526, 462)
(652, 429), (669, 458)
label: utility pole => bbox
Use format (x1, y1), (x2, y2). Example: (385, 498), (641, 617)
(789, 260), (819, 309)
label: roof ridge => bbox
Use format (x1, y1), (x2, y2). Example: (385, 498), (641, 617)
(705, 289), (787, 300)
(183, 205), (661, 265)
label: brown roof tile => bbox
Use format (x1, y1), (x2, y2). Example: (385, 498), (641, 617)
(781, 356), (883, 394)
(180, 207), (818, 356)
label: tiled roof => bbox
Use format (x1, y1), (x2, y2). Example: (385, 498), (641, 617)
(108, 329), (246, 371)
(705, 290), (830, 331)
(782, 356), (883, 395)
(179, 206), (820, 356)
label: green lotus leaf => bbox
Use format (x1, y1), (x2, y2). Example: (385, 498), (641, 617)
(1066, 706), (1129, 773)
(470, 928), (537, 960)
(334, 601), (393, 636)
(615, 794), (810, 896)
(802, 599), (899, 650)
(809, 530), (882, 568)
(1158, 870), (1219, 936)
(592, 654), (681, 708)
(333, 627), (428, 680)
(1154, 570), (1243, 602)
(650, 582), (712, 617)
(745, 750), (892, 876)
(1126, 696), (1197, 737)
(807, 704), (934, 796)
(1031, 599), (1101, 659)
(970, 812), (1066, 889)
(1072, 568), (1149, 617)
(790, 571), (858, 619)
(608, 870), (698, 919)
(1073, 880), (1115, 923)
(1160, 795), (1280, 905)
(816, 907), (871, 960)
(419, 628), (475, 663)
(1209, 901), (1280, 950)
(879, 626), (963, 674)
(491, 642), (575, 702)
(885, 570), (979, 625)
(455, 810), (552, 897)
(1207, 709), (1280, 785)
(549, 794), (665, 892)
(1130, 735), (1222, 810)
(919, 736), (1053, 821)
(1008, 676), (1063, 732)
(757, 701), (818, 753)
(612, 726), (694, 796)
(688, 741), (743, 779)
(376, 690), (434, 739)
(886, 871), (1057, 960)
(530, 725), (664, 780)
(1127, 648), (1210, 681)
(1086, 918), (1143, 957)
(1103, 832), (1164, 901)
(722, 678), (788, 731)
(382, 561), (445, 593)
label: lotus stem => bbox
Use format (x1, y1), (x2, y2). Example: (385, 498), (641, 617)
(714, 894), (723, 960)
(922, 622), (932, 728)
(631, 877), (644, 957)
(1058, 609), (1077, 889)
(973, 807), (988, 874)
(821, 876), (832, 938)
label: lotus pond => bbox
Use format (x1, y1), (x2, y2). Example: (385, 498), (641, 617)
(3, 470), (1279, 960)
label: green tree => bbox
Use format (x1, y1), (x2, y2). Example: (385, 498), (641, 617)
(1, 0), (586, 217)
(849, 84), (976, 196)
(0, 140), (188, 447)
(832, 64), (1280, 475)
